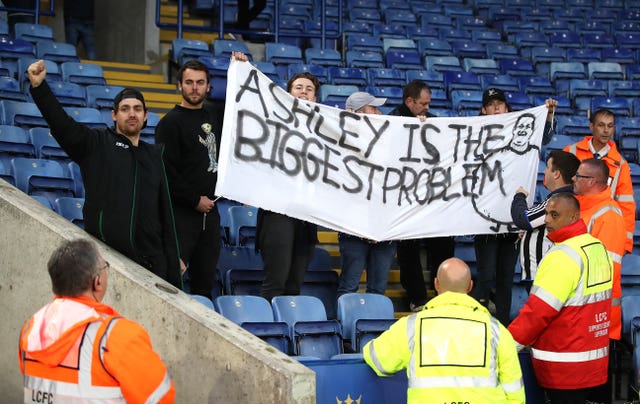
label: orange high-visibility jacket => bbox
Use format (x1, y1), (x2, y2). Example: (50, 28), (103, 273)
(565, 137), (636, 252)
(19, 296), (175, 403)
(578, 188), (627, 340)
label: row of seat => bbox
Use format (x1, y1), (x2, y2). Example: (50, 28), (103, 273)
(211, 293), (395, 359)
(0, 36), (80, 64)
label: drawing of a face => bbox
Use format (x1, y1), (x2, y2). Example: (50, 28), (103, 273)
(510, 114), (535, 153)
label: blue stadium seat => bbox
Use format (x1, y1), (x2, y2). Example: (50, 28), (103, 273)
(13, 23), (53, 44)
(443, 71), (481, 94)
(510, 283), (529, 322)
(451, 90), (483, 114)
(215, 295), (290, 353)
(617, 117), (640, 138)
(416, 38), (453, 57)
(462, 58), (499, 75)
(348, 8), (382, 24)
(189, 294), (215, 310)
(345, 50), (384, 68)
(217, 245), (263, 291)
(505, 92), (533, 110)
(420, 13), (454, 30)
(64, 107), (107, 129)
(345, 35), (383, 54)
(384, 9), (417, 26)
(608, 81), (640, 98)
(1, 100), (47, 128)
(10, 157), (75, 201)
(320, 84), (358, 107)
(265, 42), (303, 66)
(227, 205), (258, 247)
(479, 74), (520, 93)
(569, 79), (608, 100)
(327, 67), (367, 87)
(0, 18), (7, 37)
(500, 21), (539, 36)
(555, 115), (592, 137)
(382, 38), (416, 54)
(367, 68), (405, 87)
(528, 47), (567, 76)
(575, 21), (611, 35)
(272, 295), (343, 358)
(406, 26), (439, 40)
(542, 134), (582, 160)
(425, 56), (461, 73)
(439, 28), (472, 42)
(304, 48), (342, 67)
(343, 22), (373, 36)
(48, 81), (86, 107)
(251, 61), (280, 82)
(486, 43), (518, 60)
(29, 127), (68, 160)
(547, 31), (583, 49)
(471, 30), (501, 45)
(568, 45), (604, 62)
(66, 161), (84, 198)
(366, 86), (403, 107)
(0, 37), (35, 61)
(305, 20), (340, 49)
(36, 41), (80, 63)
(384, 49), (422, 70)
(499, 58), (535, 77)
(549, 62), (586, 81)
(591, 97), (631, 117)
(587, 62), (624, 80)
(513, 32), (549, 50)
(337, 293), (395, 352)
(85, 85), (124, 110)
(0, 60), (14, 78)
(54, 196), (84, 228)
(171, 38), (211, 65)
(451, 40), (486, 59)
(0, 125), (34, 158)
(0, 76), (27, 102)
(428, 88), (452, 109)
(518, 76), (554, 96)
(405, 70), (445, 91)
(622, 295), (640, 343)
(212, 39), (251, 59)
(141, 111), (160, 137)
(287, 63), (327, 83)
(602, 47), (637, 65)
(60, 62), (106, 86)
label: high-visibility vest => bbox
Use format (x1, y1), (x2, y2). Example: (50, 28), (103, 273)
(566, 137), (636, 252)
(578, 189), (626, 340)
(19, 298), (174, 404)
(508, 226), (612, 390)
(363, 292), (525, 404)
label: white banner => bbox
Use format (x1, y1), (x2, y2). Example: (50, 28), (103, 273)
(217, 59), (546, 241)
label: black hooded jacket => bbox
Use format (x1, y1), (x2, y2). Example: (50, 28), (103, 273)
(30, 81), (182, 289)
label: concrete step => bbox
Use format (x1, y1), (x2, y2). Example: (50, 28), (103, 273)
(82, 59), (151, 74)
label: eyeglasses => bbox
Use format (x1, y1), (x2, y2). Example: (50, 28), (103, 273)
(99, 261), (110, 271)
(574, 174), (593, 180)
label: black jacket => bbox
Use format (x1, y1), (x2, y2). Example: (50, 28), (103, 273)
(30, 81), (182, 289)
(388, 103), (436, 118)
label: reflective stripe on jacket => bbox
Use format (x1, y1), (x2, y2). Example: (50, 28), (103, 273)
(566, 138), (636, 252)
(363, 292), (525, 404)
(19, 297), (175, 404)
(508, 221), (613, 390)
(578, 188), (627, 340)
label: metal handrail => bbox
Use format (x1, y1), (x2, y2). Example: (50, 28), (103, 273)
(0, 0), (55, 25)
(155, 0), (343, 48)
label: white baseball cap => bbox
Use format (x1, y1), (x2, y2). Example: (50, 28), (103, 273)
(345, 91), (386, 111)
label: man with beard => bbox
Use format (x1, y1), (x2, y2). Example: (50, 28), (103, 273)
(27, 60), (182, 288)
(155, 54), (247, 299)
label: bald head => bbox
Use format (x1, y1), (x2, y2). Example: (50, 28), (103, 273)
(435, 258), (473, 295)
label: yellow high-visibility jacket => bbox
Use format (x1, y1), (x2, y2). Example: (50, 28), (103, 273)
(363, 292), (525, 404)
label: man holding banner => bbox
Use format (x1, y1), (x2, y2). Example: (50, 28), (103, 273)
(255, 72), (321, 301)
(389, 80), (454, 312)
(337, 91), (397, 297)
(216, 60), (549, 308)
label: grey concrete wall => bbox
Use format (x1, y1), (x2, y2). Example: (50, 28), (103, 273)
(95, 0), (161, 65)
(0, 180), (315, 403)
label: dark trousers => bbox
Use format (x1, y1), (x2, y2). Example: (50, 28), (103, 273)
(546, 387), (597, 404)
(472, 233), (519, 326)
(174, 205), (221, 299)
(397, 236), (455, 306)
(259, 213), (315, 301)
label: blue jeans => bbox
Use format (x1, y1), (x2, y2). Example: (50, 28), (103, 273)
(338, 233), (396, 296)
(65, 18), (96, 60)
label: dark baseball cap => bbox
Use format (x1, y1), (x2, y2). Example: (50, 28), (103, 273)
(482, 88), (507, 107)
(113, 88), (147, 111)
